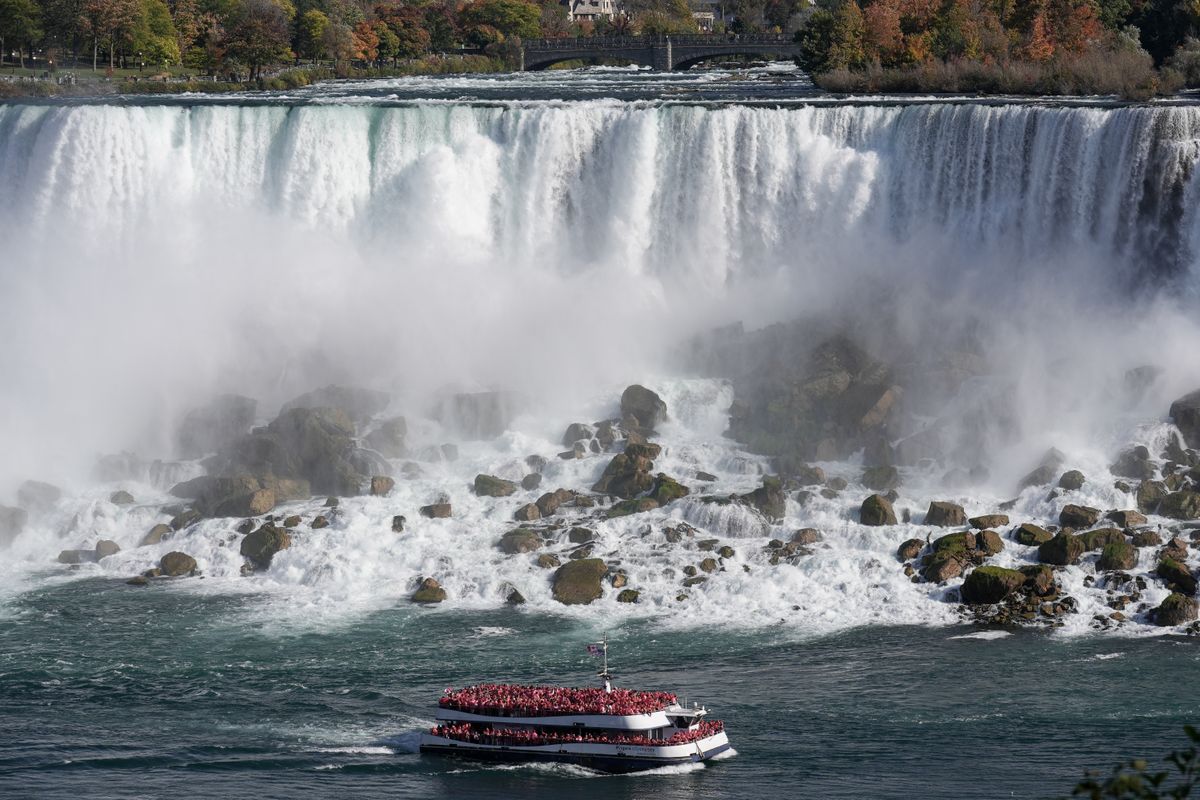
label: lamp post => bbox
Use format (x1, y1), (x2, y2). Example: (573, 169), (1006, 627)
(138, 51), (143, 72)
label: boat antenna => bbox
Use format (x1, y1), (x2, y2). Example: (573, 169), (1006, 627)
(597, 632), (612, 693)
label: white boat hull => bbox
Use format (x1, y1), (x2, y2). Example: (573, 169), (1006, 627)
(419, 731), (731, 773)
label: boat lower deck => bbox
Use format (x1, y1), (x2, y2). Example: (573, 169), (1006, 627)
(420, 732), (731, 774)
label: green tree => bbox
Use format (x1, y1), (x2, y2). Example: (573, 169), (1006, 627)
(422, 4), (457, 51)
(133, 0), (181, 66)
(0, 0), (42, 67)
(459, 0), (541, 40)
(297, 8), (328, 61)
(225, 0), (293, 78)
(799, 0), (865, 72)
(1132, 0), (1200, 63)
(1070, 725), (1200, 799)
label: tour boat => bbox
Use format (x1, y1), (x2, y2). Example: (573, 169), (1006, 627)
(419, 638), (732, 773)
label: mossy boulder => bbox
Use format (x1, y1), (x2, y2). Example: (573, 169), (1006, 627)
(925, 501), (966, 527)
(620, 384), (667, 430)
(932, 531), (975, 556)
(969, 514), (1009, 530)
(1158, 491), (1200, 520)
(551, 558), (608, 605)
(650, 474), (690, 505)
(497, 529), (542, 554)
(1077, 528), (1125, 552)
(1057, 470), (1086, 491)
(1019, 564), (1056, 596)
(1131, 530), (1162, 548)
(474, 474), (517, 497)
(239, 523), (292, 571)
(1097, 541), (1138, 571)
(1014, 522), (1053, 546)
(1154, 592), (1199, 626)
(616, 589), (640, 603)
(976, 529), (1004, 555)
(513, 503), (541, 522)
(1038, 531), (1084, 566)
(860, 494), (897, 526)
(159, 551), (197, 577)
(412, 577), (446, 603)
(738, 476), (787, 521)
(862, 465), (900, 491)
(961, 566), (1026, 604)
(1136, 480), (1167, 514)
(1059, 504), (1101, 529)
(593, 452), (655, 499)
(922, 553), (963, 583)
(606, 497), (660, 518)
(1157, 558), (1198, 595)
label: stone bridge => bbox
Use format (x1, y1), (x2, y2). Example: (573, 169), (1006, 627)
(519, 34), (802, 72)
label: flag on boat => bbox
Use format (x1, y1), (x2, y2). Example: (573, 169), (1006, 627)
(586, 644), (603, 656)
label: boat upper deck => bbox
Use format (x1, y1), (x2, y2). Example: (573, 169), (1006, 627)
(438, 684), (678, 718)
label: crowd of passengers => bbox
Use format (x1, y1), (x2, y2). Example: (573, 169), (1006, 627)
(430, 720), (725, 747)
(439, 684), (678, 717)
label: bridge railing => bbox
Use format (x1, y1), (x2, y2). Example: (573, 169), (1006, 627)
(522, 33), (794, 49)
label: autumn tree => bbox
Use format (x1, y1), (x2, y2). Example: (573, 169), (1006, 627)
(224, 0), (293, 78)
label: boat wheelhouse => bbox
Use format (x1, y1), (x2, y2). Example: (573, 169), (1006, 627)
(419, 640), (731, 773)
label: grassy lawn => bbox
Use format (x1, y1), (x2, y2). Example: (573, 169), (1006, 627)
(0, 62), (198, 82)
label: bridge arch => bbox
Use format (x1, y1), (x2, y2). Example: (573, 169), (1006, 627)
(671, 48), (799, 71)
(524, 52), (654, 71)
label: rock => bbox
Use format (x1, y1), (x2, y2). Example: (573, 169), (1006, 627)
(969, 514), (1009, 530)
(1020, 564), (1056, 596)
(412, 577), (446, 603)
(1136, 480), (1168, 514)
(506, 588), (526, 605)
(925, 501), (966, 527)
(1097, 541), (1138, 571)
(312, 515), (329, 529)
(607, 498), (660, 518)
(1058, 470), (1086, 491)
(1169, 389), (1200, 449)
(365, 476), (394, 498)
(897, 539), (924, 561)
(239, 523), (292, 570)
(976, 530), (1004, 555)
(94, 540), (121, 559)
(1153, 592), (1199, 626)
(521, 473), (543, 491)
(109, 490), (135, 505)
(232, 406), (363, 496)
(176, 394), (257, 458)
(57, 549), (95, 565)
(961, 566), (1026, 604)
(860, 494), (897, 526)
(561, 422), (595, 446)
(170, 509), (202, 531)
(159, 551), (198, 577)
(1163, 536), (1191, 562)
(365, 416), (408, 458)
(1107, 510), (1147, 528)
(793, 528), (823, 546)
(18, 480), (61, 513)
(1131, 530), (1162, 547)
(737, 476), (787, 521)
(435, 390), (523, 439)
(552, 558), (608, 605)
(568, 527), (594, 544)
(1110, 447), (1155, 480)
(536, 488), (576, 517)
(513, 503), (541, 521)
(1059, 504), (1101, 529)
(1157, 558), (1198, 595)
(922, 553), (963, 583)
(1158, 491), (1200, 520)
(497, 529), (541, 554)
(718, 545), (735, 558)
(1077, 528), (1125, 551)
(593, 450), (656, 499)
(782, 463), (826, 486)
(281, 384), (389, 424)
(1018, 448), (1066, 489)
(649, 474), (690, 505)
(610, 573), (628, 589)
(862, 465), (900, 491)
(140, 523), (172, 546)
(535, 553), (561, 569)
(696, 470), (717, 482)
(214, 488), (276, 518)
(281, 515), (300, 528)
(420, 503), (451, 518)
(620, 385), (667, 431)
(126, 576), (148, 587)
(699, 557), (718, 573)
(1038, 532), (1084, 566)
(826, 476), (849, 491)
(0, 505), (28, 547)
(473, 474), (516, 497)
(617, 589), (640, 603)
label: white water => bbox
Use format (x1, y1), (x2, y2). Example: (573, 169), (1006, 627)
(2, 89), (1200, 635)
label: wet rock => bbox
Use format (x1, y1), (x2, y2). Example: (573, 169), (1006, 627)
(718, 545), (736, 559)
(897, 539), (924, 561)
(610, 573), (628, 589)
(365, 416), (408, 458)
(552, 558), (608, 605)
(976, 530), (1004, 556)
(1059, 504), (1101, 529)
(793, 528), (823, 546)
(1131, 530), (1161, 547)
(1158, 491), (1200, 520)
(861, 465), (900, 491)
(781, 462), (826, 486)
(1058, 470), (1086, 491)
(1153, 592), (1199, 626)
(1136, 480), (1168, 514)
(1097, 541), (1138, 571)
(1110, 446), (1155, 481)
(737, 476), (787, 522)
(513, 503), (541, 522)
(699, 557), (719, 573)
(961, 566), (1026, 604)
(606, 498), (660, 518)
(860, 494), (897, 526)
(568, 527), (594, 544)
(525, 454), (548, 472)
(1107, 510), (1147, 528)
(282, 515), (301, 528)
(696, 471), (717, 482)
(0, 505), (27, 547)
(140, 523), (173, 546)
(159, 551), (198, 577)
(617, 589), (640, 603)
(506, 588), (526, 605)
(18, 480), (61, 513)
(391, 515), (406, 533)
(1077, 528), (1125, 551)
(925, 501), (966, 527)
(281, 385), (389, 424)
(1169, 389), (1200, 449)
(922, 553), (963, 583)
(126, 576), (149, 587)
(95, 540), (121, 559)
(412, 577), (446, 603)
(593, 450), (656, 499)
(214, 488), (276, 518)
(239, 523), (291, 571)
(497, 529), (541, 554)
(562, 422), (595, 447)
(535, 553), (561, 569)
(536, 488), (576, 517)
(436, 391), (522, 439)
(826, 476), (849, 491)
(521, 473), (543, 491)
(1157, 557), (1197, 595)
(312, 515), (329, 529)
(1162, 536), (1190, 562)
(170, 509), (202, 531)
(474, 474), (516, 497)
(58, 549), (95, 565)
(176, 394), (257, 458)
(110, 490), (135, 505)
(1018, 448), (1066, 489)
(1020, 564), (1057, 596)
(649, 474), (690, 505)
(969, 514), (1009, 530)
(620, 385), (667, 431)
(1038, 532), (1084, 566)
(368, 476), (395, 497)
